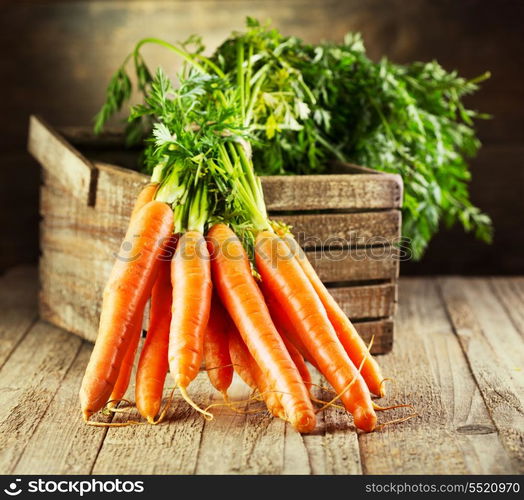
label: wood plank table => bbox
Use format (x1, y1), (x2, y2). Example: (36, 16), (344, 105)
(0, 266), (522, 475)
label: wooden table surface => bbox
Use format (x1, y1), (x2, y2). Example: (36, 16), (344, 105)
(0, 266), (522, 475)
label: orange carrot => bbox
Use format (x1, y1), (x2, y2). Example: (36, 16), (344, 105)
(280, 333), (312, 390)
(131, 182), (159, 219)
(261, 283), (320, 371)
(228, 327), (284, 418)
(204, 294), (234, 397)
(107, 312), (143, 407)
(135, 253), (173, 423)
(284, 234), (385, 396)
(255, 231), (376, 432)
(228, 324), (256, 389)
(79, 201), (174, 420)
(168, 231), (212, 394)
(207, 223), (315, 433)
(107, 182), (160, 409)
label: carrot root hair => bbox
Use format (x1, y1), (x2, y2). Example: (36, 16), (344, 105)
(178, 385), (214, 421)
(375, 412), (419, 430)
(204, 390), (267, 415)
(203, 389), (291, 418)
(378, 377), (395, 399)
(372, 402), (414, 412)
(105, 398), (134, 413)
(85, 420), (146, 428)
(205, 362), (236, 372)
(313, 343), (368, 414)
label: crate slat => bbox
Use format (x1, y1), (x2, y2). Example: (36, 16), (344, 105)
(40, 217), (399, 283)
(306, 248), (399, 282)
(275, 211), (401, 248)
(355, 319), (394, 354)
(41, 184), (401, 249)
(28, 116), (97, 206)
(93, 162), (403, 213)
(262, 173), (402, 211)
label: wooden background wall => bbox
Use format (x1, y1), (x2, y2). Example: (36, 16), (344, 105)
(1, 0), (523, 274)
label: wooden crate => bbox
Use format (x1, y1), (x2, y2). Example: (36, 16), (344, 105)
(28, 115), (402, 353)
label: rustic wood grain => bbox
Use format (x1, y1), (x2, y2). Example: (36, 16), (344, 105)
(263, 173), (402, 211)
(195, 376), (254, 474)
(39, 250), (107, 342)
(0, 266), (38, 369)
(41, 184), (401, 251)
(28, 116), (97, 206)
(358, 279), (518, 474)
(93, 161), (403, 213)
(0, 321), (83, 473)
(277, 211), (401, 248)
(195, 375), (313, 475)
(438, 277), (524, 470)
(489, 277), (524, 338)
(356, 319), (394, 354)
(302, 369), (363, 474)
(307, 247), (399, 282)
(92, 372), (213, 474)
(13, 342), (112, 474)
(330, 283), (397, 319)
(1, 270), (523, 474)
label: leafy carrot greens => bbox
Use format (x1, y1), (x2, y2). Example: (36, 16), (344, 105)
(94, 18), (492, 259)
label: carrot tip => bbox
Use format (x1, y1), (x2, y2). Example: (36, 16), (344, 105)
(291, 412), (316, 433)
(82, 410), (92, 422)
(353, 407), (377, 432)
(378, 378), (390, 398)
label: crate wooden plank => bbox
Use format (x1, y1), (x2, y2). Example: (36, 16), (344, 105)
(28, 115), (97, 206)
(354, 319), (394, 354)
(94, 161), (148, 217)
(41, 185), (400, 250)
(39, 250), (106, 343)
(329, 284), (397, 319)
(92, 162), (402, 213)
(277, 211), (401, 248)
(41, 215), (398, 285)
(40, 219), (399, 283)
(262, 173), (402, 211)
(307, 248), (399, 282)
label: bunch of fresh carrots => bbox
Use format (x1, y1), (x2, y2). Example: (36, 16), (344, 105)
(80, 34), (395, 434)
